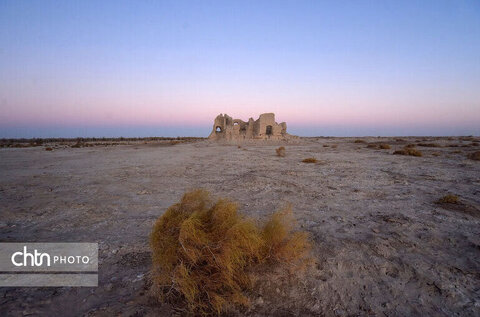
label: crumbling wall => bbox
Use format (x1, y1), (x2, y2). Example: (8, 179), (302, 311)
(208, 113), (291, 141)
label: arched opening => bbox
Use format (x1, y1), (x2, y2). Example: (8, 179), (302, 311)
(233, 122), (239, 126)
(216, 126), (222, 132)
(266, 125), (272, 135)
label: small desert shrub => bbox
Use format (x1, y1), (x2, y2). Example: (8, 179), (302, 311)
(417, 143), (441, 147)
(261, 205), (310, 264)
(150, 190), (311, 315)
(323, 144), (329, 147)
(302, 157), (317, 163)
(354, 139), (366, 144)
(45, 147), (53, 151)
(366, 144), (378, 149)
(331, 144), (338, 149)
(276, 146), (285, 157)
(437, 194), (459, 204)
(379, 144), (391, 149)
(468, 151), (480, 161)
(393, 147), (423, 157)
(472, 142), (479, 146)
(405, 143), (416, 148)
(452, 150), (462, 154)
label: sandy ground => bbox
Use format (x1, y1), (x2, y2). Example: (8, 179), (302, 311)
(1, 137), (479, 316)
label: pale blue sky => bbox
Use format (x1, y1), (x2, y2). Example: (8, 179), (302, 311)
(1, 1), (479, 137)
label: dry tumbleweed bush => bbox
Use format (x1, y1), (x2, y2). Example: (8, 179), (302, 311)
(150, 189), (311, 315)
(437, 194), (459, 204)
(276, 146), (286, 157)
(393, 147), (423, 157)
(302, 157), (317, 163)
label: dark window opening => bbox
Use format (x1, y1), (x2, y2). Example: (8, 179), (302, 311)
(216, 126), (222, 132)
(266, 125), (272, 135)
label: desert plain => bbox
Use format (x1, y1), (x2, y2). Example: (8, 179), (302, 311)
(0, 137), (479, 316)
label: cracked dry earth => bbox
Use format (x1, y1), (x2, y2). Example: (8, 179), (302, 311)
(1, 137), (479, 316)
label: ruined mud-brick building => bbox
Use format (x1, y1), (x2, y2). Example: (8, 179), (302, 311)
(208, 113), (291, 141)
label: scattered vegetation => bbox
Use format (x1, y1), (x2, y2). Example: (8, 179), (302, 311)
(276, 146), (286, 157)
(45, 147), (53, 151)
(323, 144), (329, 147)
(459, 136), (475, 142)
(150, 190), (311, 315)
(354, 139), (366, 144)
(437, 194), (459, 204)
(417, 143), (441, 147)
(71, 141), (84, 148)
(468, 151), (480, 161)
(331, 144), (338, 149)
(365, 143), (391, 150)
(0, 137), (204, 148)
(302, 157), (317, 163)
(260, 204), (311, 265)
(405, 143), (416, 148)
(393, 147), (423, 157)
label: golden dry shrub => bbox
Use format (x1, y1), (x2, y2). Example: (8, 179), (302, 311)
(417, 143), (441, 147)
(261, 205), (311, 266)
(354, 139), (366, 143)
(366, 144), (378, 149)
(393, 147), (422, 157)
(437, 194), (459, 204)
(379, 144), (391, 149)
(276, 146), (286, 157)
(150, 190), (311, 315)
(302, 157), (317, 163)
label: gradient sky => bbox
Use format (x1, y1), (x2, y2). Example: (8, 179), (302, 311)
(1, 0), (479, 137)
